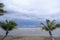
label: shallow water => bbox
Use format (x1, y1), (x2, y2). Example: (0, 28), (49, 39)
(0, 28), (60, 37)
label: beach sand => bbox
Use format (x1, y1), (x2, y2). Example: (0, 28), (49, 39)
(0, 36), (60, 40)
(0, 28), (60, 40)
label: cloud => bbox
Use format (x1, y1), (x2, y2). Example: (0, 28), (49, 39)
(2, 0), (59, 14)
(0, 0), (60, 21)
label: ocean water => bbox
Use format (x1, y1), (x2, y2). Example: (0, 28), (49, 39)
(0, 12), (60, 28)
(0, 12), (60, 37)
(0, 28), (60, 37)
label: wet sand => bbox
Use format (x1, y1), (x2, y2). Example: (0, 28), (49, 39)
(0, 36), (60, 40)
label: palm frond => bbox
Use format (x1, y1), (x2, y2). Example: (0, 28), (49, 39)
(46, 19), (50, 26)
(40, 23), (46, 27)
(48, 20), (56, 29)
(55, 24), (60, 28)
(0, 20), (17, 31)
(0, 3), (7, 16)
(41, 19), (57, 31)
(0, 3), (4, 8)
(42, 26), (49, 31)
(49, 20), (56, 26)
(51, 27), (56, 31)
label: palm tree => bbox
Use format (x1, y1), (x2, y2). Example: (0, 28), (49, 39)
(0, 3), (7, 15)
(0, 20), (17, 40)
(41, 19), (57, 40)
(55, 23), (60, 28)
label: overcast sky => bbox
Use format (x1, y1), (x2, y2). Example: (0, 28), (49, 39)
(0, 0), (60, 21)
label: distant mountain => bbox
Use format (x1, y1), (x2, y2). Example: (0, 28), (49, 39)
(0, 10), (60, 28)
(12, 19), (40, 28)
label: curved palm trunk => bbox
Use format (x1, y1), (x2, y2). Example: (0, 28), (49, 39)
(2, 31), (9, 40)
(49, 31), (53, 40)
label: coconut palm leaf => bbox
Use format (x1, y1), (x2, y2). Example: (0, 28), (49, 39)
(42, 26), (49, 31)
(0, 3), (7, 16)
(41, 19), (56, 31)
(55, 24), (60, 28)
(46, 19), (50, 26)
(41, 19), (57, 40)
(41, 23), (46, 27)
(0, 20), (17, 40)
(0, 20), (17, 31)
(0, 3), (4, 8)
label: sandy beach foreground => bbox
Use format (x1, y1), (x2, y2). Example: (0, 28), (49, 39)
(0, 36), (60, 40)
(0, 28), (60, 40)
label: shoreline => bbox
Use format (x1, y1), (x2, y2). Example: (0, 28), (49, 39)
(0, 28), (60, 37)
(0, 36), (60, 40)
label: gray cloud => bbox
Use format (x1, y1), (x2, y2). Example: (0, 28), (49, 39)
(0, 0), (60, 21)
